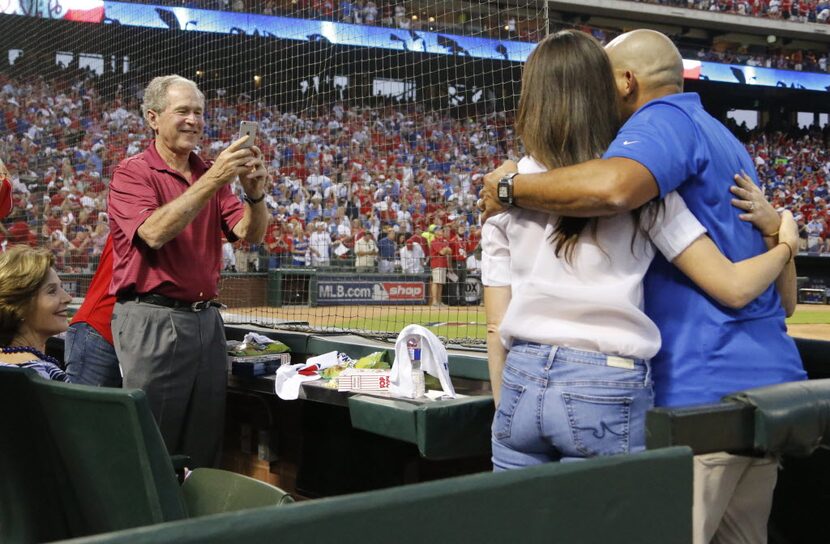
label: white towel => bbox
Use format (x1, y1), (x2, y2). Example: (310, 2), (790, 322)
(274, 351), (348, 400)
(275, 364), (319, 400)
(390, 325), (456, 399)
(243, 332), (276, 347)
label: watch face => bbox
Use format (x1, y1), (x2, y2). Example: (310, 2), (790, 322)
(498, 185), (508, 199)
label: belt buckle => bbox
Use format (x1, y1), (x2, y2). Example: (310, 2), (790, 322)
(191, 300), (209, 312)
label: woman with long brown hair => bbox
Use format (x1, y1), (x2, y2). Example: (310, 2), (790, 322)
(482, 30), (798, 469)
(0, 245), (73, 381)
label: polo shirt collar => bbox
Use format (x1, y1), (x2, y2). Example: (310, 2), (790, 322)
(144, 139), (209, 181)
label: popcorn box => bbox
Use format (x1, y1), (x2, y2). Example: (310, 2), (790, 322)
(337, 368), (425, 396)
(337, 369), (393, 393)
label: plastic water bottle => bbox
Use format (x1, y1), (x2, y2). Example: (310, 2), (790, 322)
(406, 337), (421, 364)
(407, 337), (425, 398)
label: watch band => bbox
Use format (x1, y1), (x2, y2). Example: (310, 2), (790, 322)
(243, 193), (265, 205)
(498, 172), (518, 206)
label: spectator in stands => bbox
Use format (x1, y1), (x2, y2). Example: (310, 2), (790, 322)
(264, 221), (292, 269)
(291, 223), (310, 266)
(309, 221), (332, 267)
(428, 225), (451, 306)
(449, 222), (469, 271)
(355, 229), (379, 272)
(400, 235), (425, 274)
(805, 214), (824, 252)
(377, 225), (397, 273)
(107, 75), (268, 468)
(465, 244), (481, 273)
(481, 29), (805, 544)
(6, 211), (37, 247)
(0, 245), (72, 381)
(363, 1), (378, 24)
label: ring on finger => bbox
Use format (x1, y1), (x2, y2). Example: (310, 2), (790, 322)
(749, 201), (755, 211)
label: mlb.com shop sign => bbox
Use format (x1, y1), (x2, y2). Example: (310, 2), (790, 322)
(316, 280), (426, 305)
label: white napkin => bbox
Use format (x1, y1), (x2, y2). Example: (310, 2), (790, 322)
(274, 351), (347, 400)
(275, 364), (320, 400)
(241, 332), (276, 350)
(305, 351), (343, 370)
(390, 325), (456, 399)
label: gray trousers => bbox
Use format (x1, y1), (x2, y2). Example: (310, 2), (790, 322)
(112, 300), (227, 468)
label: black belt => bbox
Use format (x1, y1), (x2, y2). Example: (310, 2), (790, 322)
(119, 292), (223, 312)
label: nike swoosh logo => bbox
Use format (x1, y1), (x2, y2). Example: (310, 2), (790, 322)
(623, 140), (639, 146)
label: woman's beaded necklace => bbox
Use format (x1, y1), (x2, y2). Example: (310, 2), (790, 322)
(1, 345), (62, 367)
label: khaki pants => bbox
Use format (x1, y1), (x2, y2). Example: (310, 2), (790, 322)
(693, 452), (778, 544)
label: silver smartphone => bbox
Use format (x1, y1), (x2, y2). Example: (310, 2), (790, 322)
(238, 120), (258, 148)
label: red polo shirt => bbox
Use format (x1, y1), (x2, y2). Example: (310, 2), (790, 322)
(71, 236), (115, 344)
(108, 141), (244, 302)
(429, 236), (450, 269)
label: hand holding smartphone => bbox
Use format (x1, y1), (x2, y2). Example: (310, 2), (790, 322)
(238, 120), (258, 149)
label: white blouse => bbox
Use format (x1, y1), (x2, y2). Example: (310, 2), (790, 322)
(482, 157), (706, 360)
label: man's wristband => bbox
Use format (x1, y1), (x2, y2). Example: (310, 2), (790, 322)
(243, 193), (265, 205)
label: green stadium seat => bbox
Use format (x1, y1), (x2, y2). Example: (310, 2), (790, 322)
(181, 468), (293, 517)
(0, 367), (292, 541)
(0, 367), (75, 543)
(34, 374), (190, 535)
(60, 446), (694, 544)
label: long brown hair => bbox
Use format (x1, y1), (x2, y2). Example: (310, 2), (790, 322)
(516, 30), (651, 262)
(0, 245), (55, 346)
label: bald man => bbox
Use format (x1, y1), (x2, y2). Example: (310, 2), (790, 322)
(481, 30), (805, 544)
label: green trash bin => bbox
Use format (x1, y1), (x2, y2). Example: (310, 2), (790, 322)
(267, 269), (283, 307)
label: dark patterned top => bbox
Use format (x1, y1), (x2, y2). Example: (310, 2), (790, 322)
(0, 360), (69, 382)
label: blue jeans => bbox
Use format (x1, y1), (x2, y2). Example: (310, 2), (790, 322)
(492, 341), (653, 470)
(64, 322), (121, 387)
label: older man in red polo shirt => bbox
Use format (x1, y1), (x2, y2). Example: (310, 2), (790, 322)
(108, 75), (268, 468)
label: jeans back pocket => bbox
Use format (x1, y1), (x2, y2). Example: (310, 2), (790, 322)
(562, 392), (632, 457)
(492, 379), (526, 441)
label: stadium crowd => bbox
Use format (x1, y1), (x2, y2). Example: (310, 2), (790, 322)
(629, 0), (830, 23)
(125, 0), (830, 28)
(569, 24), (830, 74)
(739, 127), (830, 253)
(0, 70), (828, 279)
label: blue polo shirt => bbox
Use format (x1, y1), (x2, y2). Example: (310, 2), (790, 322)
(604, 93), (806, 407)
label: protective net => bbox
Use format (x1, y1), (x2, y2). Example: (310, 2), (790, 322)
(0, 0), (547, 346)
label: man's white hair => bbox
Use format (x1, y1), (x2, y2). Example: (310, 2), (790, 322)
(141, 75), (204, 123)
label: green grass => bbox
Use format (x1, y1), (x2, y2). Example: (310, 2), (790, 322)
(337, 308), (487, 340)
(256, 304), (830, 342)
(343, 307), (830, 338)
(787, 310), (830, 325)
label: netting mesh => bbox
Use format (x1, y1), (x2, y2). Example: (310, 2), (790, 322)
(0, 1), (547, 347)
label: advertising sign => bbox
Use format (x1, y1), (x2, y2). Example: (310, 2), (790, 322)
(316, 276), (427, 306)
(465, 275), (482, 304)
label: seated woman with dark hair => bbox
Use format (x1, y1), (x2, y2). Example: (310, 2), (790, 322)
(0, 245), (73, 381)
